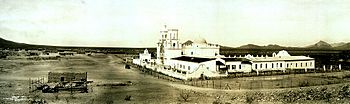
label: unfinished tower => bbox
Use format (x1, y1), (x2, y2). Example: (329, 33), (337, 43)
(156, 25), (182, 65)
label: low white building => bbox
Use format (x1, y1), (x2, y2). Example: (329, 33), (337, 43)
(132, 49), (153, 66)
(156, 56), (227, 79)
(223, 58), (252, 73)
(247, 50), (315, 73)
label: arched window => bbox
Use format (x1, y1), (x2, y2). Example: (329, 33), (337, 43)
(173, 43), (176, 47)
(280, 63), (282, 67)
(191, 52), (193, 55)
(255, 64), (257, 69)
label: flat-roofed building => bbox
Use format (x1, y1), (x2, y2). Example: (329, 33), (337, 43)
(222, 58), (252, 73)
(161, 56), (227, 79)
(247, 50), (315, 73)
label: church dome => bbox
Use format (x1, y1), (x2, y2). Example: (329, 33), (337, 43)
(276, 50), (290, 57)
(193, 38), (207, 44)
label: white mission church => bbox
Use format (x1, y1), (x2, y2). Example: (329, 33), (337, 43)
(133, 26), (315, 80)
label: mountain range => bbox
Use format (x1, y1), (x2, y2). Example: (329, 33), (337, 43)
(227, 40), (350, 50)
(1, 37), (350, 50)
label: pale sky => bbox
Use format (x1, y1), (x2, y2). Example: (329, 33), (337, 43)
(0, 0), (350, 47)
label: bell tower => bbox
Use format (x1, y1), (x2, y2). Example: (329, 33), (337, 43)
(157, 25), (181, 65)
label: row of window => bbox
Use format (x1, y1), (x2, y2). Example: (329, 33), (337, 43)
(162, 41), (178, 48)
(286, 62), (312, 68)
(176, 70), (187, 74)
(163, 66), (188, 75)
(226, 65), (242, 70)
(179, 64), (191, 70)
(162, 33), (177, 39)
(254, 62), (313, 69)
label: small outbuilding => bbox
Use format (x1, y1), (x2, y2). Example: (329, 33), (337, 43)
(48, 72), (87, 83)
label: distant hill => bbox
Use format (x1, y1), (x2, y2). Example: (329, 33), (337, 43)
(331, 42), (347, 47)
(0, 37), (157, 50)
(237, 44), (288, 50)
(0, 37), (66, 49)
(306, 40), (333, 49)
(237, 44), (262, 49)
(220, 45), (234, 49)
(334, 42), (350, 50)
(232, 40), (350, 50)
(0, 37), (35, 49)
(264, 44), (286, 49)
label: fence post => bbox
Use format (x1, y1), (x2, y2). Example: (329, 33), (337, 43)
(250, 80), (252, 89)
(213, 80), (215, 88)
(239, 82), (241, 90)
(207, 80), (209, 88)
(291, 76), (293, 87)
(29, 78), (31, 93)
(201, 81), (203, 87)
(237, 81), (241, 90)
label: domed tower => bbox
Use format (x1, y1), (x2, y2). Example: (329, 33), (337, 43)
(156, 25), (182, 65)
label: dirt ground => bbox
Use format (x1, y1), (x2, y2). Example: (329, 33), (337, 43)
(1, 54), (350, 104)
(180, 71), (350, 90)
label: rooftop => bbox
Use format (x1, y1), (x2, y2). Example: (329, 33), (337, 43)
(222, 57), (250, 62)
(171, 56), (215, 63)
(249, 56), (314, 62)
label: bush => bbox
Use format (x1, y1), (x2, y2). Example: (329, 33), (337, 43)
(212, 95), (224, 104)
(338, 85), (350, 99)
(179, 90), (192, 102)
(125, 95), (131, 101)
(299, 81), (310, 87)
(245, 95), (254, 104)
